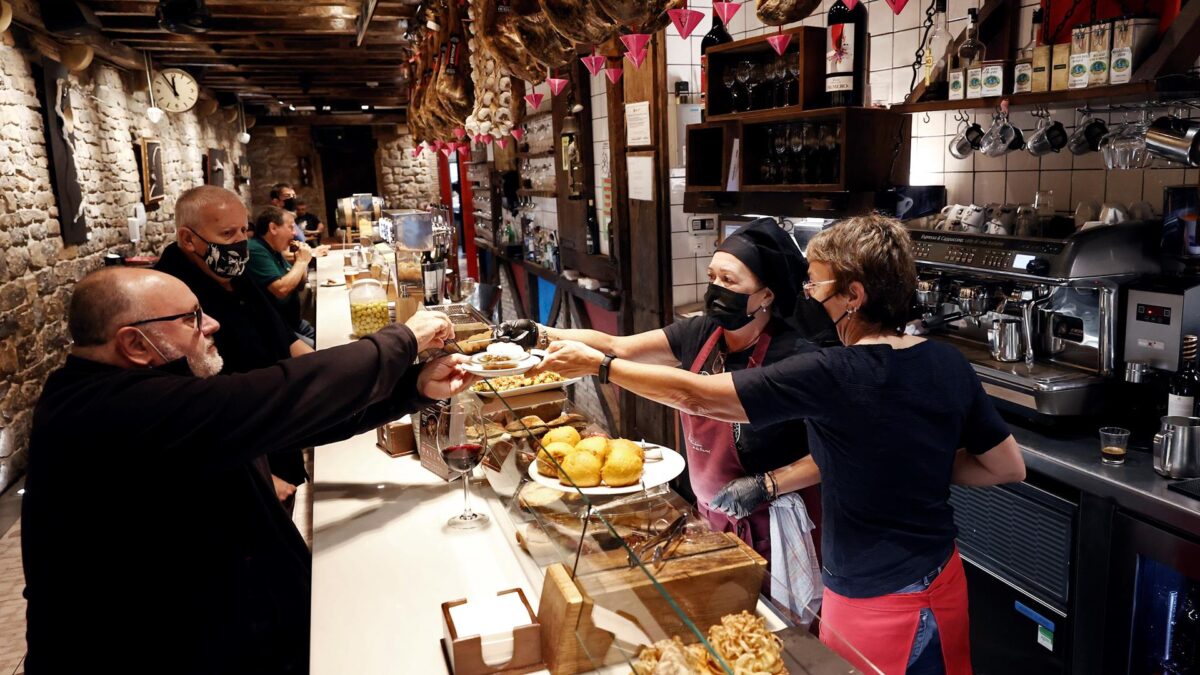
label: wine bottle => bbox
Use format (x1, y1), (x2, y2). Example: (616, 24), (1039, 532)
(1168, 335), (1200, 417)
(958, 8), (986, 67)
(826, 0), (868, 107)
(922, 0), (952, 99)
(585, 199), (600, 255)
(700, 8), (733, 99)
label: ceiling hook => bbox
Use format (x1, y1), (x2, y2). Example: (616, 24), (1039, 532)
(922, 111), (931, 124)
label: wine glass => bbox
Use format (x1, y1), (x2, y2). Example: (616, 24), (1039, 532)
(786, 52), (801, 106)
(774, 126), (791, 183)
(736, 61), (754, 111)
(722, 66), (743, 113)
(763, 60), (780, 108)
(773, 57), (788, 108)
(802, 123), (819, 183)
(760, 127), (777, 183)
(438, 392), (490, 530)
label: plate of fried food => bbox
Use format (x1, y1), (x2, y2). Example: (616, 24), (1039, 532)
(632, 611), (788, 675)
(471, 371), (581, 397)
(461, 343), (542, 378)
(526, 429), (684, 495)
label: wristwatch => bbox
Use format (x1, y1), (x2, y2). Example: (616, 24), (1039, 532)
(536, 326), (550, 350)
(598, 354), (618, 384)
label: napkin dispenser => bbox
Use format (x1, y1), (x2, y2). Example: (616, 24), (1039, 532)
(441, 588), (543, 675)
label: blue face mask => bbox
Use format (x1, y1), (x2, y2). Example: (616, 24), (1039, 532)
(187, 228), (249, 278)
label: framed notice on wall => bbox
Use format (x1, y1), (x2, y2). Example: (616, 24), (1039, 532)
(137, 138), (165, 205)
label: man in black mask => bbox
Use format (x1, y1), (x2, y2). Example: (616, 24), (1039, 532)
(156, 185), (312, 508)
(503, 219), (825, 605)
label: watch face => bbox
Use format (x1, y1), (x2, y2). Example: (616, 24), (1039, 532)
(152, 69), (199, 113)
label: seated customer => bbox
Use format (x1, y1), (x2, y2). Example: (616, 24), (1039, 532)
(295, 200), (326, 244)
(248, 206), (322, 346)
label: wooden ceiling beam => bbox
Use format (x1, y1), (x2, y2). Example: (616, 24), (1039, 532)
(100, 15), (359, 34)
(91, 2), (366, 19)
(256, 113), (408, 126)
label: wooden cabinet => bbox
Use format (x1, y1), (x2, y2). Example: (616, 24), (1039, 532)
(704, 26), (826, 120)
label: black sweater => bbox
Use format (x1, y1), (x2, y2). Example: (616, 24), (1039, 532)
(21, 325), (428, 674)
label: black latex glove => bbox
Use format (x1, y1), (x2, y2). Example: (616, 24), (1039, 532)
(494, 319), (539, 349)
(709, 475), (769, 519)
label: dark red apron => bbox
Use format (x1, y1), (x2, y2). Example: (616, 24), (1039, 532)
(680, 327), (775, 560)
(819, 548), (973, 674)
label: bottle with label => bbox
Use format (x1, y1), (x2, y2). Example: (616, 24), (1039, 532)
(958, 8), (986, 98)
(922, 0), (952, 99)
(585, 199), (600, 255)
(825, 0), (868, 107)
(1168, 335), (1200, 417)
(700, 7), (733, 100)
(1014, 8), (1043, 93)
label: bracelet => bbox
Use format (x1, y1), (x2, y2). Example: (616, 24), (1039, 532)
(536, 327), (550, 350)
(598, 354), (617, 384)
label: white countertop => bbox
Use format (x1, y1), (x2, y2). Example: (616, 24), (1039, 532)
(310, 255), (544, 675)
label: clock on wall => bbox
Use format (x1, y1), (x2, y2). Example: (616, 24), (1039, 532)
(151, 68), (199, 113)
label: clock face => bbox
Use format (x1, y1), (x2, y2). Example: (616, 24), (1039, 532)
(152, 68), (199, 113)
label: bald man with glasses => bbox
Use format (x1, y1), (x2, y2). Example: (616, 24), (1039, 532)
(22, 267), (466, 674)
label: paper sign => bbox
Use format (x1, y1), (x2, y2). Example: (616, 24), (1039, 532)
(628, 155), (654, 201)
(726, 139), (741, 191)
(626, 101), (652, 147)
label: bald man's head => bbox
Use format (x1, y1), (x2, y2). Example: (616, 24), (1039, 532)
(176, 185), (248, 243)
(69, 268), (223, 375)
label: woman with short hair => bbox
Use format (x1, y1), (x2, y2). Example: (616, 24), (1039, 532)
(541, 215), (1026, 674)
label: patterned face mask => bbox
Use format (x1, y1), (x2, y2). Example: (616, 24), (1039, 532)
(187, 228), (249, 278)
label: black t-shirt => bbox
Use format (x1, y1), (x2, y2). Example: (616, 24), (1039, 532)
(296, 212), (321, 235)
(664, 315), (817, 474)
(732, 340), (1010, 598)
(155, 244), (307, 484)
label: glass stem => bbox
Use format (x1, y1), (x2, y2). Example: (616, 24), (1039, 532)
(461, 471), (472, 517)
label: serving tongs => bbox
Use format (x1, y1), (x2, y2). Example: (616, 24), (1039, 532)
(628, 513), (688, 568)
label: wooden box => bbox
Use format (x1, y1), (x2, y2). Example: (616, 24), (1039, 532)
(442, 589), (543, 675)
(704, 26), (826, 119)
(536, 533), (766, 673)
(376, 418), (416, 457)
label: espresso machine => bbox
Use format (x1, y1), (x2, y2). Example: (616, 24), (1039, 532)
(910, 223), (1162, 419)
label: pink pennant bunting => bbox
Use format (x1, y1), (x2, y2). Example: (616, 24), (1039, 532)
(605, 65), (624, 84)
(483, 134), (494, 145)
(445, 141), (460, 154)
(766, 32), (791, 56)
(524, 93), (545, 110)
(440, 147), (453, 158)
(452, 127), (467, 140)
(620, 33), (651, 55)
(713, 2), (742, 25)
(495, 137), (509, 149)
(582, 54), (606, 77)
(625, 47), (648, 68)
(510, 128), (525, 141)
(844, 0), (859, 9)
(457, 144), (470, 157)
(411, 147), (422, 158)
(882, 0), (907, 14)
(548, 77), (569, 96)
(668, 8), (705, 39)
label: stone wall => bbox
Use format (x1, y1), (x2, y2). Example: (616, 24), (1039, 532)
(246, 126), (326, 224)
(376, 126), (440, 209)
(0, 33), (249, 493)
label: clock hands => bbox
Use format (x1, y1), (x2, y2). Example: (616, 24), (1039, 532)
(168, 75), (180, 97)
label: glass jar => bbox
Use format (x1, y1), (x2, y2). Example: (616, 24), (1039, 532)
(348, 278), (389, 337)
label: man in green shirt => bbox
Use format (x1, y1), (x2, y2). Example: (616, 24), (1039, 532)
(248, 206), (324, 346)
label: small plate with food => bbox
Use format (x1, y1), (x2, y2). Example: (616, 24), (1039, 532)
(320, 278), (345, 288)
(472, 371), (582, 397)
(462, 343), (542, 378)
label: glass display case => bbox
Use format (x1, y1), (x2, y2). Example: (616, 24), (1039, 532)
(442, 376), (881, 674)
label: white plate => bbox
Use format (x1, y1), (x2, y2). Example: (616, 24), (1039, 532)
(474, 376), (582, 398)
(320, 280), (345, 288)
(525, 445), (685, 495)
(462, 353), (542, 378)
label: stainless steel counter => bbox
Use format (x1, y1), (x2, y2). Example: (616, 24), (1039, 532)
(1011, 423), (1200, 534)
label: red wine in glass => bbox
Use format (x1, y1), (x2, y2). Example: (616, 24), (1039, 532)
(442, 443), (484, 473)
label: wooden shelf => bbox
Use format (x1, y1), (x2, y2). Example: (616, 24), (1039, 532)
(522, 109), (553, 122)
(518, 189), (558, 198)
(517, 150), (555, 159)
(890, 82), (1155, 114)
(706, 104), (852, 124)
(740, 183), (844, 193)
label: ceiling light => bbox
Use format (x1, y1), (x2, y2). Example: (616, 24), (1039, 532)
(361, 104), (369, 110)
(366, 81), (379, 88)
(288, 104), (296, 111)
(322, 105), (332, 111)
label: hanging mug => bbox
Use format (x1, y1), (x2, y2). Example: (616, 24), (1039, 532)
(1068, 114), (1110, 155)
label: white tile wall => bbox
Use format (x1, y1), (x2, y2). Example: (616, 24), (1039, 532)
(595, 0), (1200, 306)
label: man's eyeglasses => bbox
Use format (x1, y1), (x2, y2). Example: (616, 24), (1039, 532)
(802, 280), (836, 299)
(126, 308), (204, 331)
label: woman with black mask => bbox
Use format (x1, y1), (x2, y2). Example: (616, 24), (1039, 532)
(495, 219), (825, 612)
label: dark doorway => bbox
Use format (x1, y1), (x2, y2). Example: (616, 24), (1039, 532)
(314, 126), (378, 234)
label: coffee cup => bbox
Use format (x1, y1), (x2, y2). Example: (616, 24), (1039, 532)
(985, 219), (1011, 235)
(1128, 201), (1155, 221)
(949, 123), (985, 160)
(1074, 201), (1100, 229)
(1028, 118), (1069, 156)
(1068, 116), (1110, 155)
(961, 205), (988, 233)
(1100, 202), (1129, 225)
